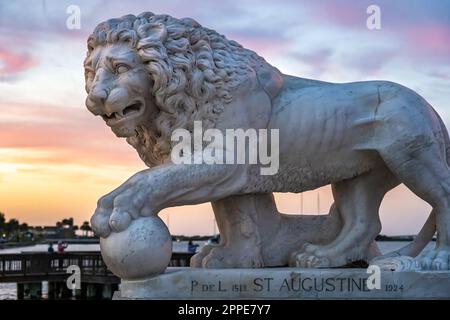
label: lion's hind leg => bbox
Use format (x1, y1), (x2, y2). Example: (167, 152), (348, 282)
(379, 134), (450, 270)
(290, 166), (398, 268)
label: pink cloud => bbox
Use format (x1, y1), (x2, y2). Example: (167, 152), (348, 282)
(0, 102), (142, 167)
(290, 48), (334, 75)
(315, 1), (367, 28)
(0, 48), (37, 77)
(227, 34), (292, 57)
(404, 24), (450, 58)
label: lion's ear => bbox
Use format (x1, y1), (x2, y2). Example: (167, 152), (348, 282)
(138, 22), (167, 42)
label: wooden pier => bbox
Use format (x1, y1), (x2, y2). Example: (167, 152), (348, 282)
(0, 251), (194, 299)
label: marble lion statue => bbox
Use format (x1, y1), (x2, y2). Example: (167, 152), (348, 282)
(85, 12), (450, 270)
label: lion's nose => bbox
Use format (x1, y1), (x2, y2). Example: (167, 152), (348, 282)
(86, 89), (108, 115)
(90, 88), (108, 105)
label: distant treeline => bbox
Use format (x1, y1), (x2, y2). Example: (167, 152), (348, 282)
(172, 235), (217, 241)
(376, 234), (415, 241)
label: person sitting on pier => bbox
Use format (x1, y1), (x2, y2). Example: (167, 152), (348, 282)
(57, 241), (68, 253)
(47, 242), (54, 253)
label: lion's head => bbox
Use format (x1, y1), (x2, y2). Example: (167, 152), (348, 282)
(84, 12), (274, 166)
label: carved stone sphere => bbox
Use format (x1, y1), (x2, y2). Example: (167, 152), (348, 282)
(100, 216), (172, 280)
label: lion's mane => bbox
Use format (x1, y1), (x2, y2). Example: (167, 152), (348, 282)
(84, 12), (273, 166)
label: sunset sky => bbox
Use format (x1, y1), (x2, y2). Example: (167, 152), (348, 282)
(0, 0), (449, 235)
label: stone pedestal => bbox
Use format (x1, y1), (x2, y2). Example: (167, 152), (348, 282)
(113, 267), (450, 299)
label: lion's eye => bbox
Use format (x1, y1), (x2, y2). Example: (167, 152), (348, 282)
(115, 64), (130, 74)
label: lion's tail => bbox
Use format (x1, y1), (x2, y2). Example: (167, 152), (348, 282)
(384, 110), (449, 258)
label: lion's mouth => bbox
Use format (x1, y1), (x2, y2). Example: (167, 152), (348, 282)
(102, 101), (144, 124)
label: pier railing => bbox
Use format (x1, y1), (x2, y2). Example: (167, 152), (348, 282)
(0, 251), (195, 283)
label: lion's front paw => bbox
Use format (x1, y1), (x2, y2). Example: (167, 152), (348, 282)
(90, 206), (112, 238)
(91, 174), (154, 238)
(109, 209), (132, 232)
